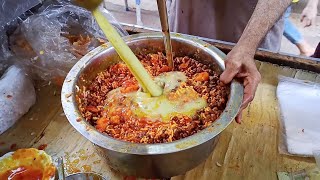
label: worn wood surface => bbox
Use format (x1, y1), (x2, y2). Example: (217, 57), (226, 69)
(0, 61), (318, 180)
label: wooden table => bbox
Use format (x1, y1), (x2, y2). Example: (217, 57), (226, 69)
(0, 60), (317, 180)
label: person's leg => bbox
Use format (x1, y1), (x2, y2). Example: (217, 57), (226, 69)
(136, 0), (143, 26)
(283, 20), (302, 44)
(295, 41), (315, 56)
(283, 7), (314, 56)
(166, 0), (172, 16)
(124, 0), (129, 11)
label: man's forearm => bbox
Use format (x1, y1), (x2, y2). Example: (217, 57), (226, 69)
(306, 0), (319, 8)
(306, 0), (319, 10)
(236, 0), (292, 53)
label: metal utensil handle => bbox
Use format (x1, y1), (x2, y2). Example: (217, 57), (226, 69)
(156, 0), (174, 69)
(57, 157), (66, 180)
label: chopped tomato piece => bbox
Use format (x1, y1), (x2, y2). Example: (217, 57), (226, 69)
(110, 116), (120, 125)
(159, 65), (171, 73)
(96, 117), (108, 132)
(179, 63), (189, 69)
(194, 72), (209, 81)
(86, 106), (99, 113)
(122, 80), (136, 87)
(139, 118), (148, 127)
(121, 84), (139, 93)
(121, 80), (139, 93)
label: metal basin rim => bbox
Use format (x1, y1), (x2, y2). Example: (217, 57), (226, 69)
(61, 32), (243, 155)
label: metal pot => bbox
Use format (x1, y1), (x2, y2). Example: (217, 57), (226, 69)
(61, 33), (243, 178)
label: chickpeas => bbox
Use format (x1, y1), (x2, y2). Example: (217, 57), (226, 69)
(78, 53), (229, 144)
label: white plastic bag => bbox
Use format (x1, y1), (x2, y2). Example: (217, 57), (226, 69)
(277, 76), (320, 156)
(9, 2), (128, 86)
(0, 27), (12, 75)
(0, 65), (36, 135)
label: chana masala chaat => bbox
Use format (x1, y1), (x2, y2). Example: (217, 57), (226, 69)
(77, 53), (229, 144)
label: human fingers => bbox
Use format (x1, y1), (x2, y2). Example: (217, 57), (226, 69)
(235, 110), (243, 124)
(220, 59), (241, 84)
(241, 73), (260, 109)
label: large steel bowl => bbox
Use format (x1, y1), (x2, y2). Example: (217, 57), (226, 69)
(61, 33), (243, 178)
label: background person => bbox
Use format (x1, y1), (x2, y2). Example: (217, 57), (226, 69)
(283, 5), (315, 56)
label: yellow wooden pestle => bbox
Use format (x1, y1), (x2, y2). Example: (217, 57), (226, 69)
(76, 0), (163, 97)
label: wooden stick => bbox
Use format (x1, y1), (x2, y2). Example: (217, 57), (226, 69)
(92, 9), (163, 96)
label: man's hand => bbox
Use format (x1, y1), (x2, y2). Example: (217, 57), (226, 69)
(220, 46), (261, 124)
(220, 0), (290, 123)
(300, 0), (319, 27)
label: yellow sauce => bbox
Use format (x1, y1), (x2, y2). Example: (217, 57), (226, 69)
(105, 72), (207, 122)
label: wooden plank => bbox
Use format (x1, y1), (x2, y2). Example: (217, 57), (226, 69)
(294, 70), (318, 81)
(258, 62), (296, 86)
(0, 82), (61, 155)
(0, 61), (317, 180)
(315, 75), (320, 83)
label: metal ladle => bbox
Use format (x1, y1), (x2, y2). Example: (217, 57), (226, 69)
(156, 0), (174, 69)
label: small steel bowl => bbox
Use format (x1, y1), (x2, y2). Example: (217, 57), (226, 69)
(61, 32), (243, 178)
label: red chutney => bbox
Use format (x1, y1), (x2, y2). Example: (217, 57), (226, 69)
(0, 149), (56, 180)
(0, 166), (43, 180)
(38, 144), (48, 151)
